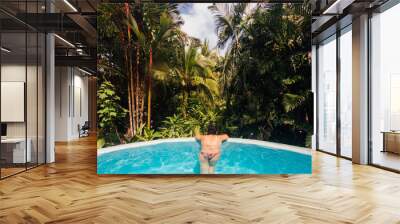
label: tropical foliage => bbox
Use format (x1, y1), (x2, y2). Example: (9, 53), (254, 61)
(97, 2), (312, 148)
(97, 81), (127, 148)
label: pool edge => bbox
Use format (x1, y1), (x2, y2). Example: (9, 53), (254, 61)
(97, 138), (311, 156)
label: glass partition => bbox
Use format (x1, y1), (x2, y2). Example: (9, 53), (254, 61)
(317, 35), (337, 154)
(1, 31), (28, 177)
(370, 3), (400, 171)
(0, 1), (46, 179)
(339, 26), (352, 158)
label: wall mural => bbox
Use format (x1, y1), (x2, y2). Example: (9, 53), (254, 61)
(97, 2), (312, 174)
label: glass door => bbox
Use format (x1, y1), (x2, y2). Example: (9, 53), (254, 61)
(339, 26), (352, 158)
(370, 3), (400, 171)
(317, 35), (337, 154)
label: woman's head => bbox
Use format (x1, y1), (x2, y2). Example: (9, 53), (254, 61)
(207, 124), (217, 135)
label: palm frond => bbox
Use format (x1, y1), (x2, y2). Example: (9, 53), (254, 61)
(126, 14), (146, 45)
(282, 93), (306, 113)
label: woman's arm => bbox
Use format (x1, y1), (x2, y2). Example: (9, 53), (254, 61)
(220, 134), (229, 142)
(194, 127), (202, 141)
(195, 134), (202, 141)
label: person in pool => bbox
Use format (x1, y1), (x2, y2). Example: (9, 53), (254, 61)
(195, 124), (229, 174)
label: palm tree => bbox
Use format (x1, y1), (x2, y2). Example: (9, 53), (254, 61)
(208, 3), (250, 105)
(209, 3), (250, 47)
(127, 4), (181, 128)
(156, 43), (219, 116)
(155, 42), (219, 117)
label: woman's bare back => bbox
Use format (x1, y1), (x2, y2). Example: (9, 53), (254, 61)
(196, 133), (229, 174)
(201, 135), (223, 152)
(197, 134), (229, 153)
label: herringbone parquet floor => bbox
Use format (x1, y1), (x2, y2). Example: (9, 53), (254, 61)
(1, 136), (400, 224)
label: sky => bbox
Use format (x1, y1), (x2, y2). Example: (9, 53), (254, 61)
(178, 3), (225, 55)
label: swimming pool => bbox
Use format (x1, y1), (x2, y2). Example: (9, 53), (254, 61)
(97, 138), (312, 174)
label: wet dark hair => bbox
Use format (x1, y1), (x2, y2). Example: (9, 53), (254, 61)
(207, 124), (217, 135)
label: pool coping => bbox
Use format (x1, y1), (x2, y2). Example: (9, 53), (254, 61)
(97, 138), (311, 156)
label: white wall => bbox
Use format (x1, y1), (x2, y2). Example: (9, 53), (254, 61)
(1, 64), (41, 138)
(55, 67), (89, 141)
(55, 66), (69, 141)
(1, 63), (46, 164)
(1, 64), (26, 139)
(72, 72), (89, 138)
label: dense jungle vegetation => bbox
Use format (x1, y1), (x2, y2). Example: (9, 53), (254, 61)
(97, 2), (312, 148)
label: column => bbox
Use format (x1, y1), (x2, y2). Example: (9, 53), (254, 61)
(352, 14), (369, 164)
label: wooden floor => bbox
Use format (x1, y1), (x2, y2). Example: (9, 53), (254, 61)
(1, 136), (400, 224)
(373, 150), (400, 171)
(1, 167), (26, 178)
(1, 163), (45, 178)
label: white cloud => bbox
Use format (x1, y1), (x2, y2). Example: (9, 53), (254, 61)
(179, 3), (260, 56)
(180, 4), (220, 53)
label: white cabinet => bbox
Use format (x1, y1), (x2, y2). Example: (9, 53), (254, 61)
(1, 138), (32, 163)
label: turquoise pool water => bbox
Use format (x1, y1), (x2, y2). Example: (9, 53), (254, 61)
(97, 140), (311, 174)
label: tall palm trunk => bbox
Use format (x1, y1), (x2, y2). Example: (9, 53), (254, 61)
(135, 45), (140, 130)
(129, 48), (137, 135)
(124, 3), (135, 137)
(124, 45), (134, 137)
(140, 83), (145, 125)
(147, 47), (153, 128)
